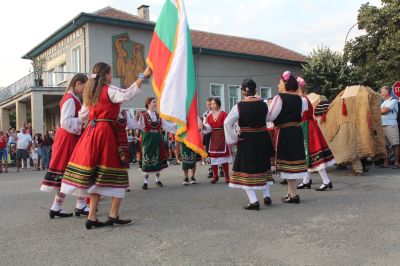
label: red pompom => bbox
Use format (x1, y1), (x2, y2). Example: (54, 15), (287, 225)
(322, 113), (327, 123)
(342, 99), (347, 116)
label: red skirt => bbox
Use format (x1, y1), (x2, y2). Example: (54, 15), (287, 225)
(61, 121), (129, 192)
(41, 128), (79, 192)
(115, 121), (129, 169)
(307, 119), (335, 171)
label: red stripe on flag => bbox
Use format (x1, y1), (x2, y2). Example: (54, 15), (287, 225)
(185, 93), (206, 156)
(147, 32), (172, 93)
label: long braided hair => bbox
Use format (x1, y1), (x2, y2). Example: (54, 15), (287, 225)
(83, 62), (111, 106)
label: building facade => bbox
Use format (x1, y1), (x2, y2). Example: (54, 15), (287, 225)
(0, 5), (306, 134)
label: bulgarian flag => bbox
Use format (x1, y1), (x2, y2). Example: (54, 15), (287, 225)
(147, 0), (207, 158)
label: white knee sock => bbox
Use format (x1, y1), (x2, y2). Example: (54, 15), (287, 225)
(75, 197), (87, 209)
(245, 189), (258, 204)
(303, 172), (311, 184)
(318, 169), (331, 184)
(144, 175), (149, 184)
(51, 192), (65, 212)
(155, 172), (160, 182)
(262, 185), (271, 198)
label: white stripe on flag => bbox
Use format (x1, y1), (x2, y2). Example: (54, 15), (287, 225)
(160, 0), (188, 123)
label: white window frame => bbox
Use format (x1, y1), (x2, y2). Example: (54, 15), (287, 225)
(260, 87), (272, 100)
(209, 83), (225, 111)
(71, 45), (81, 73)
(228, 84), (241, 110)
(56, 63), (67, 85)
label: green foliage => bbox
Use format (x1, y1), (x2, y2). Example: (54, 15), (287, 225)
(31, 57), (45, 80)
(345, 0), (400, 90)
(302, 46), (352, 100)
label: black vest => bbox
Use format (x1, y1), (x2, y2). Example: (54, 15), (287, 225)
(274, 93), (302, 125)
(238, 100), (268, 128)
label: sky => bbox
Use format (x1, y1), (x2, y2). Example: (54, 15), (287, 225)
(0, 0), (381, 87)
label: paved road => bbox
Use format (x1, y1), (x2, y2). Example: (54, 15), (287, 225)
(0, 164), (399, 266)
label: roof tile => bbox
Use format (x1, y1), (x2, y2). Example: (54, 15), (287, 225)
(94, 7), (306, 63)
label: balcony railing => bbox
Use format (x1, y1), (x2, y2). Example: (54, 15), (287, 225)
(0, 71), (86, 104)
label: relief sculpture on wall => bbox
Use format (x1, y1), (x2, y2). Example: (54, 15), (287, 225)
(112, 33), (146, 88)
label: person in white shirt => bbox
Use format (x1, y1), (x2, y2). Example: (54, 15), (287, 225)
(380, 86), (399, 168)
(16, 127), (32, 172)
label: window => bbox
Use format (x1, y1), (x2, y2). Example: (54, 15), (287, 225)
(56, 63), (67, 85)
(210, 83), (225, 110)
(228, 85), (241, 110)
(71, 46), (81, 73)
(47, 69), (55, 87)
(260, 87), (272, 100)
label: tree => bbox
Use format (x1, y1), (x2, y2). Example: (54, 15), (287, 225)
(344, 0), (400, 90)
(302, 46), (352, 99)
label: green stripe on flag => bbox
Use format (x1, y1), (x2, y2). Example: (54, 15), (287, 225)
(155, 0), (179, 52)
(186, 26), (196, 113)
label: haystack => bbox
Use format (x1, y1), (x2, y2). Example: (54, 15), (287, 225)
(318, 85), (385, 164)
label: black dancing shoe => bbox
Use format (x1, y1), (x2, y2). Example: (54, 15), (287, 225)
(75, 206), (89, 217)
(49, 209), (73, 219)
(282, 195), (300, 204)
(156, 181), (164, 187)
(280, 179), (288, 185)
(107, 216), (132, 226)
(297, 180), (312, 189)
(264, 197), (272, 206)
(315, 182), (333, 191)
(85, 219), (107, 230)
(183, 177), (189, 186)
(244, 201), (260, 210)
(142, 183), (148, 190)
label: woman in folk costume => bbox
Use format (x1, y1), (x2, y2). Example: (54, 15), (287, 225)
(40, 74), (89, 219)
(202, 98), (232, 184)
(137, 97), (176, 190)
(224, 79), (275, 210)
(296, 77), (335, 191)
(61, 62), (152, 229)
(268, 71), (308, 203)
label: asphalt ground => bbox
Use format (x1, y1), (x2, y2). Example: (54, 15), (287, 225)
(0, 163), (399, 266)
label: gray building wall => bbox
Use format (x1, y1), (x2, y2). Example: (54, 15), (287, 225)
(195, 54), (302, 114)
(87, 23), (155, 111)
(87, 23), (302, 115)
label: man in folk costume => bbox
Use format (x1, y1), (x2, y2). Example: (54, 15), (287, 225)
(137, 97), (176, 190)
(296, 77), (335, 191)
(202, 98), (214, 178)
(268, 71), (308, 203)
(202, 98), (231, 184)
(225, 79), (275, 210)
